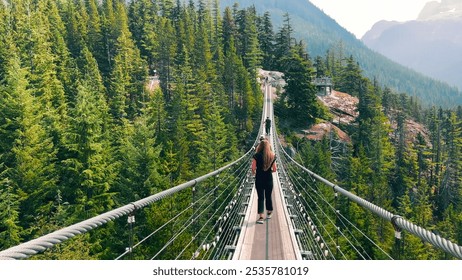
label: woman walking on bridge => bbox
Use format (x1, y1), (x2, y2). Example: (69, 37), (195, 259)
(251, 139), (277, 224)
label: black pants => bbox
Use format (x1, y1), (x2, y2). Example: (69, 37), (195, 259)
(255, 181), (273, 214)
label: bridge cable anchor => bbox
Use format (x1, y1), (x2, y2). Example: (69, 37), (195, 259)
(332, 185), (338, 198)
(391, 215), (402, 239)
(127, 203), (137, 254)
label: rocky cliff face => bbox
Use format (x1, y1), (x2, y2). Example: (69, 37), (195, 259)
(362, 0), (462, 90)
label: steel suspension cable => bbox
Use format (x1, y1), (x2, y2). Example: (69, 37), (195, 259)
(282, 157), (371, 259)
(284, 170), (346, 259)
(271, 134), (331, 259)
(115, 203), (188, 260)
(277, 139), (462, 260)
(0, 147), (254, 260)
(153, 158), (251, 260)
(193, 176), (249, 260)
(116, 159), (250, 260)
(290, 172), (368, 259)
(176, 161), (251, 259)
(291, 163), (392, 259)
(275, 131), (398, 259)
(275, 147), (337, 259)
(278, 172), (328, 258)
(205, 160), (253, 260)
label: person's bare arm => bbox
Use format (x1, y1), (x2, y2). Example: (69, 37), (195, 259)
(251, 159), (257, 176)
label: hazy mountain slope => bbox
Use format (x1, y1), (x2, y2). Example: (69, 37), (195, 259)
(363, 1), (462, 91)
(220, 0), (361, 59)
(219, 0), (462, 107)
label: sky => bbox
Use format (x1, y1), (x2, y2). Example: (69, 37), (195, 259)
(309, 0), (435, 39)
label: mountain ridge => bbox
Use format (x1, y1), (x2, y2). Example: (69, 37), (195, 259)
(363, 0), (462, 90)
(418, 0), (462, 20)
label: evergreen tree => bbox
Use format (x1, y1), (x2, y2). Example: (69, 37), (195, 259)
(258, 11), (275, 70)
(432, 108), (444, 189)
(156, 17), (176, 101)
(0, 3), (8, 78)
(197, 100), (238, 174)
(128, 0), (159, 74)
(167, 50), (194, 181)
(438, 112), (462, 213)
(193, 8), (216, 83)
(62, 0), (89, 61)
(349, 80), (396, 250)
(415, 132), (430, 188)
(11, 0), (69, 151)
(85, 0), (106, 75)
(314, 56), (326, 77)
(175, 3), (195, 67)
(234, 59), (258, 134)
(222, 6), (236, 57)
(395, 192), (434, 259)
(435, 205), (460, 259)
(108, 1), (147, 120)
(116, 116), (165, 203)
(274, 12), (293, 67)
(337, 55), (363, 96)
(279, 48), (320, 126)
(42, 0), (77, 104)
(62, 81), (116, 220)
(1, 50), (59, 235)
(0, 20), (22, 249)
(159, 0), (175, 18)
(77, 46), (106, 100)
(390, 110), (415, 207)
(147, 87), (167, 143)
(0, 179), (22, 250)
(344, 147), (377, 258)
(211, 0), (223, 66)
(239, 7), (262, 74)
(100, 0), (120, 80)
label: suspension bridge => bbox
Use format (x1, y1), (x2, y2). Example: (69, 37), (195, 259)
(1, 80), (462, 261)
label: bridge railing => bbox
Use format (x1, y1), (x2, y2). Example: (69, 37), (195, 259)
(276, 137), (462, 260)
(0, 148), (254, 260)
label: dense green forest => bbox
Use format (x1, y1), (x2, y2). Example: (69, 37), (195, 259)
(0, 0), (461, 260)
(0, 0), (265, 259)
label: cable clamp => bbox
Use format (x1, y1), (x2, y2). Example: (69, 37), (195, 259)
(391, 215), (402, 239)
(128, 203), (137, 224)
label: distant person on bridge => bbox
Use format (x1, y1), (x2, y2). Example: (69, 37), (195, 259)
(264, 117), (271, 135)
(251, 139), (277, 224)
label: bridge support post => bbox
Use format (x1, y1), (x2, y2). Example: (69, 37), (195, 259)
(126, 204), (137, 256)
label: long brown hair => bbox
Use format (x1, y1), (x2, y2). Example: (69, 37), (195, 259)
(256, 140), (275, 171)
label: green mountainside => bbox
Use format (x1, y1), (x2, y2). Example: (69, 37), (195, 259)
(220, 0), (462, 107)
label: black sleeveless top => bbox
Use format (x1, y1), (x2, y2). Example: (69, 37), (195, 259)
(253, 152), (275, 185)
